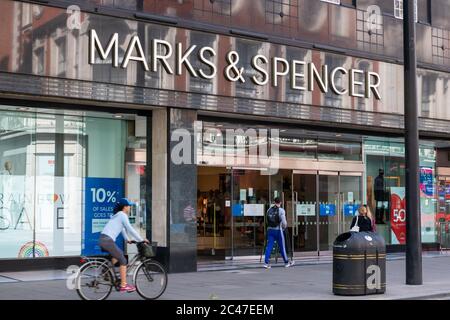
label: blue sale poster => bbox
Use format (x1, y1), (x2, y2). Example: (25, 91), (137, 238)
(320, 204), (336, 216)
(232, 204), (244, 217)
(82, 177), (125, 256)
(420, 167), (434, 198)
(343, 204), (361, 216)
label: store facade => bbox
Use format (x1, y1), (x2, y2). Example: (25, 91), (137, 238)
(0, 0), (449, 272)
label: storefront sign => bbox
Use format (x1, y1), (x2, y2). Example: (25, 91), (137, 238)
(0, 175), (82, 258)
(343, 204), (361, 216)
(232, 204), (244, 217)
(348, 192), (354, 203)
(296, 204), (316, 216)
(243, 204), (265, 216)
(420, 167), (434, 198)
(82, 177), (125, 256)
(89, 30), (382, 100)
(390, 187), (406, 244)
(239, 189), (247, 202)
(320, 203), (336, 216)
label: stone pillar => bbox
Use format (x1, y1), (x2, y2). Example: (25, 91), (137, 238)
(168, 108), (197, 273)
(151, 108), (197, 273)
(152, 109), (168, 248)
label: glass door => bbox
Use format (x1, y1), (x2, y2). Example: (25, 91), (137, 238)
(231, 169), (269, 257)
(319, 172), (339, 251)
(340, 173), (363, 233)
(319, 171), (362, 252)
(197, 167), (231, 258)
(125, 161), (147, 239)
(292, 171), (318, 254)
(270, 169), (292, 257)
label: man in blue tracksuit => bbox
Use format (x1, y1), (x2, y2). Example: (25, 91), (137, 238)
(264, 197), (295, 269)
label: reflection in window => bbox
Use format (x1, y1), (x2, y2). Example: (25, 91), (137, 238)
(93, 0), (137, 10)
(265, 0), (297, 28)
(194, 0), (232, 17)
(34, 47), (45, 75)
(199, 121), (363, 163)
(394, 0), (417, 21)
(324, 55), (345, 108)
(235, 40), (262, 98)
(356, 60), (370, 111)
(0, 108), (145, 259)
(277, 136), (317, 159)
(91, 28), (127, 85)
(56, 37), (66, 77)
(199, 122), (271, 166)
(21, 3), (33, 27)
(318, 140), (362, 161)
(285, 47), (307, 104)
(432, 27), (450, 66)
(320, 0), (340, 4)
(189, 32), (216, 94)
(145, 26), (169, 89)
(421, 74), (437, 118)
(74, 33), (80, 79)
(356, 8), (384, 53)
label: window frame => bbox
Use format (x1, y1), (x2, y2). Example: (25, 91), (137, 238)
(394, 0), (418, 22)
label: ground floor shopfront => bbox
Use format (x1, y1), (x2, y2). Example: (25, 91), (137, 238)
(0, 105), (150, 260)
(1, 103), (450, 273)
(196, 120), (450, 260)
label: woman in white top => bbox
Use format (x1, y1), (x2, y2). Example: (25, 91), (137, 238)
(99, 198), (149, 293)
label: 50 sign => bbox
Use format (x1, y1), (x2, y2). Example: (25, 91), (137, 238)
(392, 208), (406, 223)
(390, 187), (406, 244)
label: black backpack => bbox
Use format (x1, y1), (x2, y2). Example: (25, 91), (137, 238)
(267, 206), (280, 228)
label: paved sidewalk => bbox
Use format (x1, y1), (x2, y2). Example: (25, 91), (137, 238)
(1, 253), (450, 300)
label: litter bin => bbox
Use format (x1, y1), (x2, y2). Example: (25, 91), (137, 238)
(333, 231), (386, 296)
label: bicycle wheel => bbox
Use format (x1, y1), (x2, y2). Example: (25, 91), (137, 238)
(134, 259), (168, 300)
(76, 261), (114, 300)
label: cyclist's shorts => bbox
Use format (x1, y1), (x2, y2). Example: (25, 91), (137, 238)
(99, 234), (127, 266)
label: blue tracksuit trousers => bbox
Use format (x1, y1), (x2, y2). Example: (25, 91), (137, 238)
(264, 228), (288, 264)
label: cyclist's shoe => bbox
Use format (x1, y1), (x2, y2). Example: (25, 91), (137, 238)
(120, 284), (136, 293)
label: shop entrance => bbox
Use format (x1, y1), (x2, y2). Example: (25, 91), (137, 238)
(197, 166), (363, 260)
(437, 175), (450, 249)
(272, 170), (362, 256)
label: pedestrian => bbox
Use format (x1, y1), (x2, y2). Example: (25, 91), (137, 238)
(350, 205), (374, 232)
(263, 197), (295, 269)
(365, 204), (377, 232)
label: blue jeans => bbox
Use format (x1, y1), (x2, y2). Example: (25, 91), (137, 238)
(264, 228), (288, 264)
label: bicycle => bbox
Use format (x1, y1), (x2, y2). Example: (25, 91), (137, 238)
(75, 241), (167, 300)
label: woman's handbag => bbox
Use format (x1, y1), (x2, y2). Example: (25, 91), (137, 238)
(350, 215), (360, 232)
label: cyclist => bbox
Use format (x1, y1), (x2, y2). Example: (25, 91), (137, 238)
(99, 198), (149, 293)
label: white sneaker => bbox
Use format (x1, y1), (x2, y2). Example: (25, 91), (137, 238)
(285, 260), (295, 268)
(263, 264), (271, 269)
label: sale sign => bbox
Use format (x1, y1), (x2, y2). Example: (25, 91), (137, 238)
(420, 167), (434, 198)
(82, 177), (125, 256)
(390, 187), (406, 244)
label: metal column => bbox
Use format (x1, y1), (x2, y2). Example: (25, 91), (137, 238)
(403, 0), (422, 285)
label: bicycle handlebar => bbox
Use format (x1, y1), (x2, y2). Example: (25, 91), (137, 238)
(128, 240), (148, 244)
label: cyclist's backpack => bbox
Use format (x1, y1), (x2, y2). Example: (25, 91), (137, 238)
(267, 206), (280, 228)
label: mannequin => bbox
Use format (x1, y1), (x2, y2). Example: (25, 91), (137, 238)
(374, 169), (386, 224)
